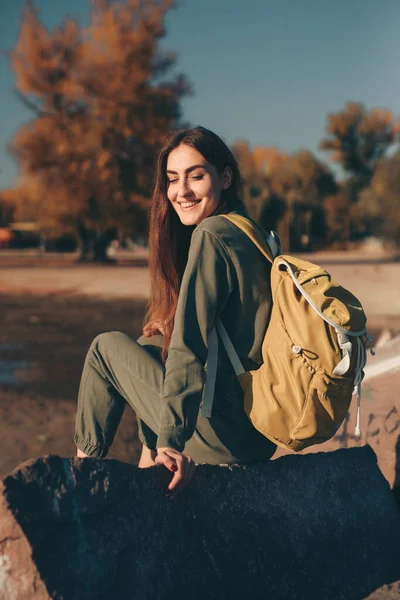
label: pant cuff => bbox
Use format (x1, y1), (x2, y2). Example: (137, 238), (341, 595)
(74, 433), (108, 458)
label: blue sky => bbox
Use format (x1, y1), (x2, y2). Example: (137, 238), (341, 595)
(1, 0), (400, 189)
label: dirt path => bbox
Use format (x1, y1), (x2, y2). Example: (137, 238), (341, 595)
(0, 254), (400, 316)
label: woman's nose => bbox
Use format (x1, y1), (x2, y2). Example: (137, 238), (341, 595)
(177, 178), (191, 198)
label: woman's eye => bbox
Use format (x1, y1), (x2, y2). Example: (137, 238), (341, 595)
(168, 179), (178, 184)
(191, 175), (204, 180)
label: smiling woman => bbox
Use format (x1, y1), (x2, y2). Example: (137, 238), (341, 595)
(142, 126), (243, 355)
(74, 126), (277, 499)
(166, 145), (232, 226)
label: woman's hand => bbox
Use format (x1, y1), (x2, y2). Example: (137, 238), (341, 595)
(155, 447), (196, 499)
(142, 320), (167, 337)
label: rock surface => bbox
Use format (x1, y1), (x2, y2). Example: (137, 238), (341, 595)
(0, 446), (400, 600)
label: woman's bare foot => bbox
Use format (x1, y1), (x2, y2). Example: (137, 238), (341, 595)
(77, 448), (90, 458)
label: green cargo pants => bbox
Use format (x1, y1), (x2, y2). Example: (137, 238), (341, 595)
(74, 331), (276, 464)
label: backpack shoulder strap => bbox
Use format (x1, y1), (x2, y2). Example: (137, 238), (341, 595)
(221, 213), (281, 263)
(201, 213), (279, 418)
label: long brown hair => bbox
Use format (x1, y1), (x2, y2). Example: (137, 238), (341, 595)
(143, 126), (243, 362)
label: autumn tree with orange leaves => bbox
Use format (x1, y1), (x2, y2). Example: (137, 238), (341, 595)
(9, 0), (190, 260)
(319, 102), (399, 244)
(232, 140), (287, 240)
(233, 141), (336, 251)
(320, 102), (398, 182)
(356, 150), (400, 246)
(232, 140), (286, 220)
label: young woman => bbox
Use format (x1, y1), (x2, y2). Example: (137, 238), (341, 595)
(74, 126), (277, 499)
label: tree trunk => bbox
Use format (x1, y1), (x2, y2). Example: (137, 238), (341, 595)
(76, 221), (94, 262)
(93, 231), (115, 263)
(281, 197), (293, 253)
(78, 237), (94, 261)
(76, 222), (117, 263)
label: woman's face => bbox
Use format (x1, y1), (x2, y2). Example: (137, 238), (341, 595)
(166, 144), (232, 226)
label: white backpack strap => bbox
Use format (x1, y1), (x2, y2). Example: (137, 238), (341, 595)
(201, 320), (245, 418)
(333, 333), (352, 376)
(216, 320), (245, 376)
(201, 327), (219, 418)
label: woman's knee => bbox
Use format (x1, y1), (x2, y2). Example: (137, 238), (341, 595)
(88, 331), (129, 356)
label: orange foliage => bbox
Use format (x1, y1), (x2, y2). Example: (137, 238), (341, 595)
(9, 0), (189, 236)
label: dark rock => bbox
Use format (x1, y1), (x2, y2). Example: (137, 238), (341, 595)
(1, 446), (400, 600)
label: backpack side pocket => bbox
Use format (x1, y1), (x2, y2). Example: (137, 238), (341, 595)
(289, 374), (353, 451)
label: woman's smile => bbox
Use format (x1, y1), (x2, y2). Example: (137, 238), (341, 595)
(178, 199), (202, 210)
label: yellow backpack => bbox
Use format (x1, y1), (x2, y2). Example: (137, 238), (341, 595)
(201, 214), (375, 452)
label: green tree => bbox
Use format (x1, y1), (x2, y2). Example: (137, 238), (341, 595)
(9, 0), (190, 260)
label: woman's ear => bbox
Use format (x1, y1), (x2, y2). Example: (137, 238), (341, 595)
(222, 166), (233, 190)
